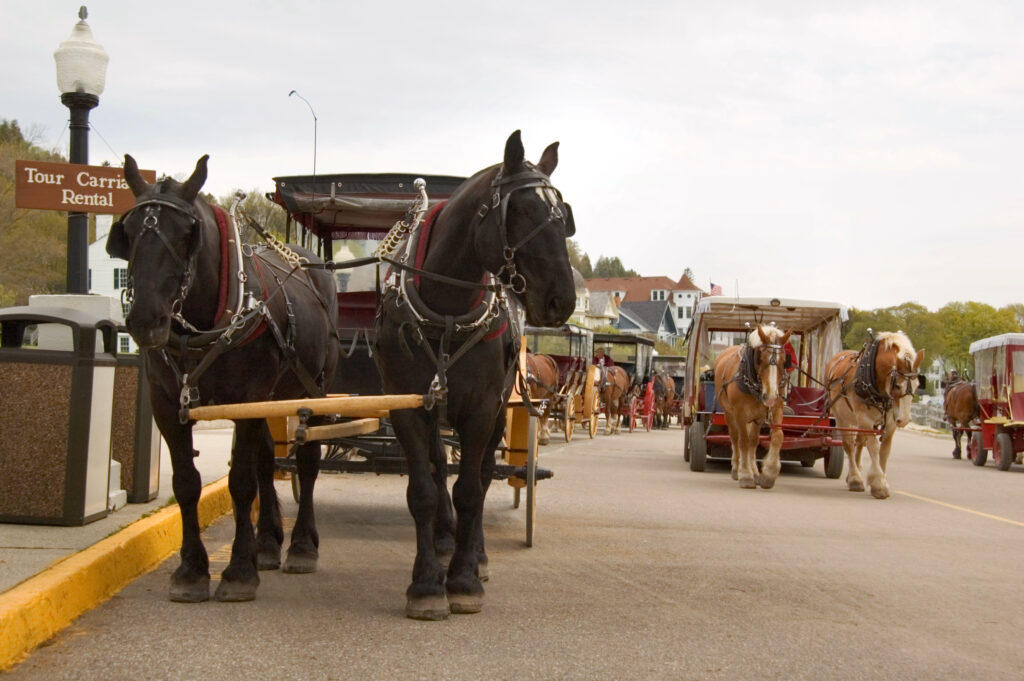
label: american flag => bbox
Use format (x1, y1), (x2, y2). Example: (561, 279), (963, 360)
(710, 282), (723, 296)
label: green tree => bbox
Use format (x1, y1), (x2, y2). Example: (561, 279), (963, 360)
(0, 119), (69, 304)
(566, 239), (592, 277)
(937, 301), (1019, 374)
(592, 255), (638, 278)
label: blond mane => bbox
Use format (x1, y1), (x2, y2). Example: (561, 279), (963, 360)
(877, 331), (917, 365)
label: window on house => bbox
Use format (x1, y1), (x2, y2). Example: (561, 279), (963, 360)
(119, 336), (131, 353)
(113, 268), (128, 289)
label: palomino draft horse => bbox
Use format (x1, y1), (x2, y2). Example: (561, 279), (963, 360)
(107, 155), (339, 602)
(599, 365), (630, 434)
(944, 378), (980, 459)
(825, 331), (924, 499)
(374, 131), (576, 620)
(525, 351), (560, 444)
(652, 371), (676, 429)
(714, 325), (792, 489)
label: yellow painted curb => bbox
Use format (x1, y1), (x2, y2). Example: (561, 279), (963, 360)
(0, 477), (232, 671)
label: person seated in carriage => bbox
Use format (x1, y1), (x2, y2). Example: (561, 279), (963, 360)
(594, 345), (615, 367)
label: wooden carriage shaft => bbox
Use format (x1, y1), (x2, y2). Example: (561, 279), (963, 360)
(187, 394), (426, 421)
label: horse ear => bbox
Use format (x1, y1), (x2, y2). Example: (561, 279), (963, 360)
(180, 154), (209, 202)
(780, 330), (792, 345)
(503, 130), (524, 173)
(757, 325), (770, 345)
(106, 220), (129, 260)
(123, 154), (150, 197)
(913, 349), (925, 371)
(537, 141), (559, 176)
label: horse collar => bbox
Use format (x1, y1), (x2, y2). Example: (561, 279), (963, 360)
(737, 344), (762, 396)
(854, 339), (891, 412)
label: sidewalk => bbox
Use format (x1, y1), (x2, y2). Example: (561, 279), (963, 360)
(0, 421), (234, 596)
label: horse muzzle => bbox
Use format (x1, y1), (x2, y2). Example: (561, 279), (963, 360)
(126, 313), (171, 350)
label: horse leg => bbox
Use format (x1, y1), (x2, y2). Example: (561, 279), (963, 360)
(471, 420), (502, 584)
(726, 414), (741, 481)
(215, 419), (263, 601)
(392, 408), (448, 620)
(539, 413), (551, 445)
(446, 414), (498, 615)
(254, 433), (284, 571)
(757, 411), (783, 489)
(843, 433), (865, 492)
(431, 426), (456, 564)
(952, 425), (962, 459)
(157, 408), (210, 603)
(864, 429), (892, 499)
(739, 421), (760, 488)
(283, 436), (321, 573)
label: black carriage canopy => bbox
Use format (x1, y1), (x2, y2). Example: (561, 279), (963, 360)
(272, 173), (468, 241)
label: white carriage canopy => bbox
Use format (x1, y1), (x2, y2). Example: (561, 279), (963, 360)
(969, 333), (1024, 402)
(685, 296), (848, 392)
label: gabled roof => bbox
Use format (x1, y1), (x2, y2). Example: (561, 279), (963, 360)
(618, 300), (677, 335)
(586, 275), (704, 302)
(588, 290), (618, 318)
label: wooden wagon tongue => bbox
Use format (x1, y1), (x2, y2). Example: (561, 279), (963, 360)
(187, 393), (430, 421)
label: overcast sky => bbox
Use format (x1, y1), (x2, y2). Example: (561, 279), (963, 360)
(4, 1), (1023, 311)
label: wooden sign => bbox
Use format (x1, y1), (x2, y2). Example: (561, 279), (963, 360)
(15, 160), (157, 214)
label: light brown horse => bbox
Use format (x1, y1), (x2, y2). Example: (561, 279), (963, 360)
(599, 365), (630, 434)
(944, 378), (980, 459)
(825, 331), (924, 499)
(714, 325), (792, 489)
(526, 352), (560, 445)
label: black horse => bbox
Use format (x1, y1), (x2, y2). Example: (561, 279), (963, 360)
(107, 155), (339, 602)
(375, 131), (576, 619)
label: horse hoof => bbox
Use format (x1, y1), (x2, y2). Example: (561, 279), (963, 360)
(848, 479), (865, 492)
(169, 577), (210, 603)
(214, 579), (258, 602)
(756, 475), (776, 489)
(871, 486), (891, 500)
(477, 560), (489, 582)
(448, 591), (484, 614)
(730, 469), (739, 481)
(738, 478), (756, 489)
(952, 449), (962, 460)
(406, 594), (450, 621)
(283, 549), (318, 574)
(257, 548), (281, 571)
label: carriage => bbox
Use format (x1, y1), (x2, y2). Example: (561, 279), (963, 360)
(523, 323), (600, 440)
(592, 332), (656, 432)
(651, 354), (686, 426)
(966, 333), (1024, 471)
(682, 297), (848, 477)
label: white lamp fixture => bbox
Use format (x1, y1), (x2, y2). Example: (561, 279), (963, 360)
(54, 6), (108, 97)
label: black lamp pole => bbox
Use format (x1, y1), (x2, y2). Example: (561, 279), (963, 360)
(62, 91), (98, 294)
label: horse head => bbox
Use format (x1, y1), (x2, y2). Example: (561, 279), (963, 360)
(106, 154), (211, 349)
(749, 325), (792, 409)
(475, 131), (576, 327)
(874, 331), (925, 427)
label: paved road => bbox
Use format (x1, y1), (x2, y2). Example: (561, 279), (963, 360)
(7, 427), (1024, 681)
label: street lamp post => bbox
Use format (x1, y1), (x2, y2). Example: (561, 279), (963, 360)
(54, 6), (108, 294)
(288, 90), (318, 176)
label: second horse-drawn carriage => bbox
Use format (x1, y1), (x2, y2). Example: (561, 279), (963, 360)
(966, 333), (1024, 471)
(682, 296), (848, 478)
(524, 323), (600, 441)
(592, 332), (655, 432)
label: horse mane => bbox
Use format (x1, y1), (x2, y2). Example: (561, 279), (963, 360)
(876, 331), (917, 365)
(747, 325), (786, 348)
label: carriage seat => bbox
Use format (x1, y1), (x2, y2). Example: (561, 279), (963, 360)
(787, 386), (827, 416)
(337, 291), (378, 339)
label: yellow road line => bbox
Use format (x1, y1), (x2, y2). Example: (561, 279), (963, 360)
(896, 490), (1024, 528)
(0, 478), (232, 672)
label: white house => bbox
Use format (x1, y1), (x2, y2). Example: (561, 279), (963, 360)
(89, 214), (135, 353)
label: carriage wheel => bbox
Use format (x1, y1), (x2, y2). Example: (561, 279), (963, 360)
(628, 400), (638, 433)
(564, 398), (575, 441)
(825, 446), (844, 479)
(688, 421), (707, 472)
(995, 432), (1015, 471)
(643, 407), (653, 432)
(970, 431), (988, 466)
(588, 391), (600, 438)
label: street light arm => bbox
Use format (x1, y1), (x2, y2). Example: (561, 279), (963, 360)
(288, 90), (317, 122)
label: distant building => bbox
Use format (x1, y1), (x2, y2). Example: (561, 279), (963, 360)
(586, 273), (704, 338)
(88, 215), (135, 353)
(617, 300), (681, 344)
